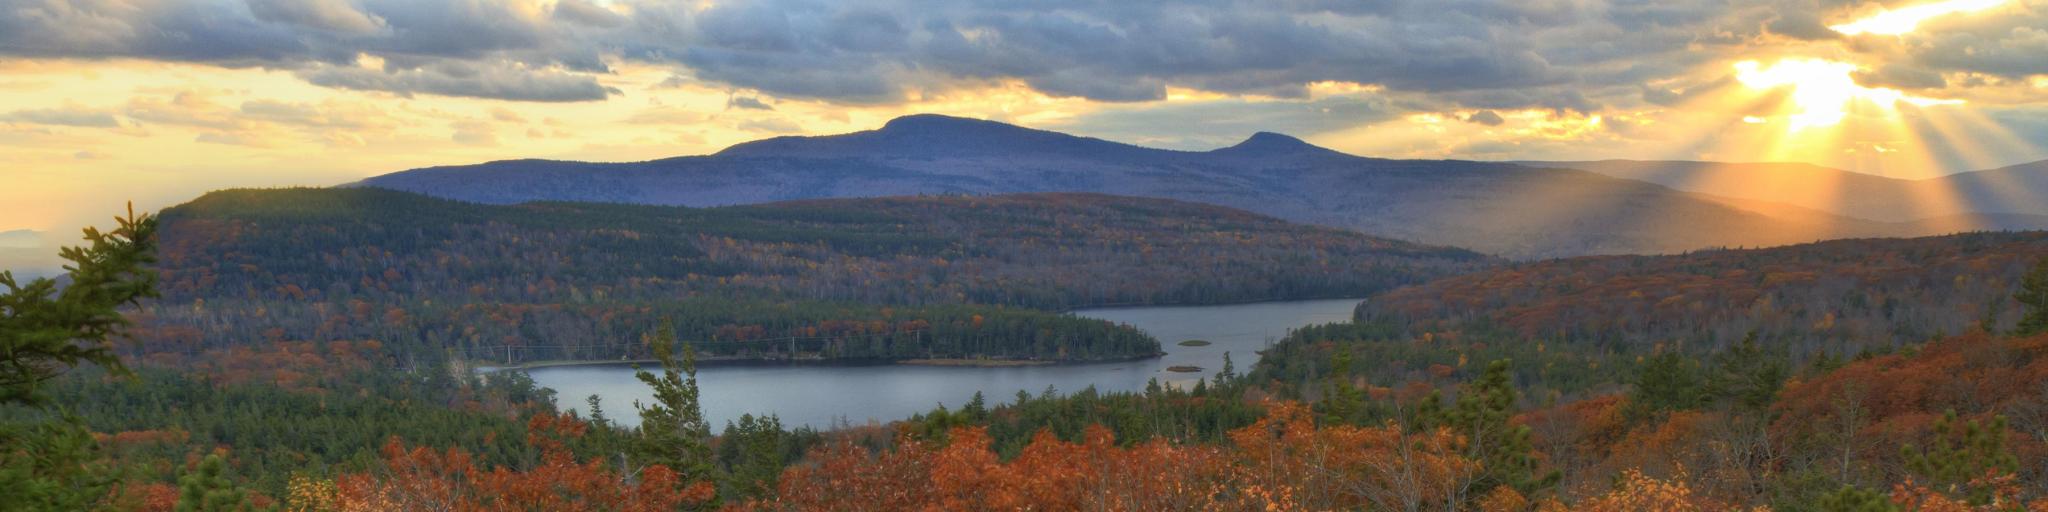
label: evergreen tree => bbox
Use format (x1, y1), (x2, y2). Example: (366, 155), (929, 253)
(1447, 360), (1559, 499)
(718, 414), (787, 501)
(1816, 485), (1899, 512)
(1705, 333), (1789, 411)
(1217, 352), (1236, 383)
(1901, 411), (2019, 506)
(633, 321), (715, 500)
(2016, 256), (2048, 337)
(176, 452), (263, 512)
(1, 205), (157, 405)
(962, 391), (989, 422)
(1630, 352), (1705, 418)
(1, 207), (156, 510)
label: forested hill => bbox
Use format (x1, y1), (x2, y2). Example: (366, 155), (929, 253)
(135, 187), (1490, 363)
(358, 114), (1939, 260)
(1357, 231), (2048, 355)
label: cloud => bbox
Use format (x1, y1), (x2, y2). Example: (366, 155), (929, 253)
(0, 229), (43, 248)
(1, 106), (121, 127)
(726, 96), (774, 110)
(1046, 93), (1408, 149)
(736, 117), (803, 133)
(297, 61), (619, 102)
(491, 107), (527, 122)
(245, 0), (386, 34)
(0, 0), (2037, 119)
(1766, 11), (1838, 40)
(1853, 64), (1947, 90)
(451, 120), (497, 146)
(1465, 110), (1506, 126)
(551, 0), (628, 28)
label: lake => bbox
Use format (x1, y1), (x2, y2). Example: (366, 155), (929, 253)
(520, 298), (1361, 429)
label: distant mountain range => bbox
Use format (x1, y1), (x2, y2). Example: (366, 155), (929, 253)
(359, 114), (2048, 259)
(1524, 159), (2048, 225)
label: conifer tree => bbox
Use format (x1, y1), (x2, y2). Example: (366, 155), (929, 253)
(718, 414), (787, 501)
(1817, 485), (1899, 512)
(633, 320), (715, 501)
(175, 453), (263, 512)
(1, 207), (156, 511)
(1448, 360), (1558, 499)
(2016, 256), (2048, 337)
(1902, 411), (2019, 506)
(1705, 333), (1789, 411)
(1, 205), (157, 405)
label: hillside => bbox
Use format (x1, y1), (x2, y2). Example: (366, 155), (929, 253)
(135, 188), (1489, 363)
(1358, 231), (2048, 353)
(360, 114), (1925, 259)
(1532, 159), (2048, 226)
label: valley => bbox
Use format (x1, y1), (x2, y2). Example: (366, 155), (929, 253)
(9, 119), (2048, 511)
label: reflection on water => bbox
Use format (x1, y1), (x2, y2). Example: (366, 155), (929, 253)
(522, 298), (1361, 429)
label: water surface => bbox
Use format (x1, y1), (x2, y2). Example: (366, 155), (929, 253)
(523, 298), (1360, 429)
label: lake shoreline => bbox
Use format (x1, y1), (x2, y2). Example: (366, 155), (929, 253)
(477, 352), (1167, 372)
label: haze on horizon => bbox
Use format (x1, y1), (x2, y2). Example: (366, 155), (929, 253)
(3, 0), (2047, 239)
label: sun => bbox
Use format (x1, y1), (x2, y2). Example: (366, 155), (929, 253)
(1733, 59), (1961, 131)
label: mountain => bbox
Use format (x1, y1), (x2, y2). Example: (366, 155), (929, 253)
(139, 187), (1490, 363)
(1528, 159), (2048, 227)
(361, 114), (1942, 259)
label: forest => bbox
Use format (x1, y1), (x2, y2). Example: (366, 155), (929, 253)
(6, 204), (2048, 512)
(134, 188), (1488, 363)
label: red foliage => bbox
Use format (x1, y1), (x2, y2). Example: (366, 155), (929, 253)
(1770, 332), (2048, 470)
(335, 413), (705, 512)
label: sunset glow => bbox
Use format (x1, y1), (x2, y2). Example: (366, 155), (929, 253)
(1733, 59), (1964, 131)
(1, 0), (2045, 245)
(1829, 0), (2011, 35)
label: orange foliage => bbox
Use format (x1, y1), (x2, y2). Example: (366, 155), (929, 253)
(746, 401), (1476, 511)
(1889, 475), (2048, 512)
(334, 413), (704, 512)
(1575, 469), (1747, 512)
(1771, 332), (2048, 471)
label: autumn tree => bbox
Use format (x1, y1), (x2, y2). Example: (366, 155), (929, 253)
(632, 320), (715, 504)
(2017, 256), (2048, 337)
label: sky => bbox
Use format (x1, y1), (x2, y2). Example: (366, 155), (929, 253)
(3, 0), (2048, 256)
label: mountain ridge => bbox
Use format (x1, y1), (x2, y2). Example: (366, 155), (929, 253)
(358, 114), (2048, 259)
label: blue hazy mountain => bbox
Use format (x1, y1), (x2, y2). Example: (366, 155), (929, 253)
(360, 114), (2015, 259)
